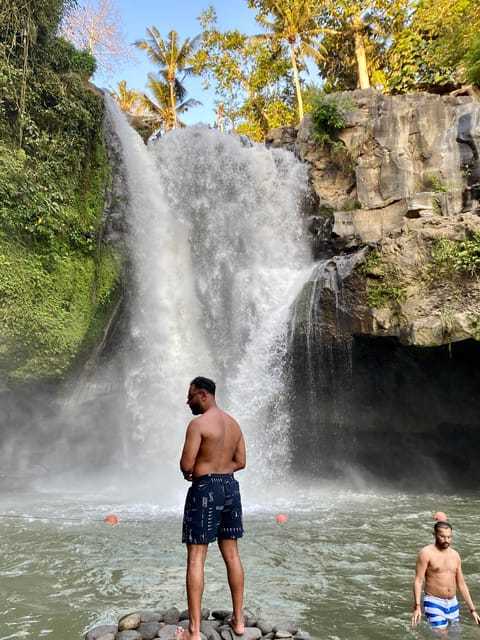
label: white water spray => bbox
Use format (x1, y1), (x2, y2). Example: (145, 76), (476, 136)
(104, 99), (314, 497)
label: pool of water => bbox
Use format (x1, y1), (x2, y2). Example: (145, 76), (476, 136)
(2, 481), (480, 640)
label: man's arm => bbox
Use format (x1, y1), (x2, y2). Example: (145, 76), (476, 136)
(456, 561), (480, 624)
(180, 422), (202, 481)
(232, 433), (246, 471)
(411, 549), (428, 627)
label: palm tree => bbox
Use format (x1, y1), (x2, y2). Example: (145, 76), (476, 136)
(135, 27), (200, 129)
(140, 73), (202, 135)
(110, 80), (144, 116)
(249, 0), (325, 121)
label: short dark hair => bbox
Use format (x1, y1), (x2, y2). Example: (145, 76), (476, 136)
(434, 521), (452, 532)
(190, 376), (216, 395)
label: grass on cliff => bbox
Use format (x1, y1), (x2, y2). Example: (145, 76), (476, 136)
(426, 232), (480, 280)
(358, 250), (407, 308)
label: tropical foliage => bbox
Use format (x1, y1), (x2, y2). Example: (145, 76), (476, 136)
(386, 0), (480, 92)
(110, 80), (144, 116)
(314, 0), (409, 91)
(247, 0), (325, 120)
(0, 0), (121, 386)
(193, 5), (296, 139)
(135, 27), (201, 130)
(140, 72), (201, 134)
(194, 0), (480, 132)
(465, 36), (480, 87)
(427, 232), (480, 280)
(109, 0), (480, 136)
(309, 92), (354, 147)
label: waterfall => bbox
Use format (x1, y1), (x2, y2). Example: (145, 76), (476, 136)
(95, 99), (314, 496)
(288, 252), (366, 476)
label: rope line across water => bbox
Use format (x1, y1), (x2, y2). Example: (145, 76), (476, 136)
(0, 513), (159, 523)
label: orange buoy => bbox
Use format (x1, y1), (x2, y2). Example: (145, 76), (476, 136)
(276, 514), (288, 523)
(434, 511), (447, 522)
(104, 514), (119, 524)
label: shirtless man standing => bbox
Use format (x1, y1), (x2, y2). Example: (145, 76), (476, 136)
(411, 520), (480, 631)
(177, 376), (246, 640)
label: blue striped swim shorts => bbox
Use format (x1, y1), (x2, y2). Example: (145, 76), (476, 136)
(424, 595), (460, 628)
(182, 473), (244, 544)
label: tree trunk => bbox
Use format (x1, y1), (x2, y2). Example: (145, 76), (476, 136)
(289, 41), (304, 122)
(354, 30), (370, 90)
(19, 10), (32, 148)
(169, 78), (178, 128)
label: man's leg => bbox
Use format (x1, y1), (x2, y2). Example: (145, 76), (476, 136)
(218, 538), (244, 634)
(186, 543), (209, 640)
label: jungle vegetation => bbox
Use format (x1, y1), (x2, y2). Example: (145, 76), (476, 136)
(0, 0), (122, 387)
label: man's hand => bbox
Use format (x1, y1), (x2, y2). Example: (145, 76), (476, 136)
(471, 609), (480, 625)
(181, 468), (193, 481)
(411, 607), (422, 627)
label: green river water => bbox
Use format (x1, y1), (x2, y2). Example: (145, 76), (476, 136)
(2, 484), (480, 640)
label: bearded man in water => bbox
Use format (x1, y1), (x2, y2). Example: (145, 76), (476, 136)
(411, 520), (480, 631)
(176, 376), (246, 640)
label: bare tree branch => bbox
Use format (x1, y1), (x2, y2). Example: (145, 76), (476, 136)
(59, 0), (135, 79)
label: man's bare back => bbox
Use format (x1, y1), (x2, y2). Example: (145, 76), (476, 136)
(181, 405), (245, 479)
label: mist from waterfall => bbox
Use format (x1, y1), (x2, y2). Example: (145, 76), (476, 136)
(93, 99), (314, 500)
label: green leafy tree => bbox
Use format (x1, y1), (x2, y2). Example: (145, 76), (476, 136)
(247, 0), (325, 121)
(135, 27), (200, 129)
(314, 0), (408, 91)
(465, 35), (480, 88)
(387, 0), (480, 93)
(193, 6), (296, 138)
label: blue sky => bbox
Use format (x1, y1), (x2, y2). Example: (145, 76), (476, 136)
(97, 0), (261, 126)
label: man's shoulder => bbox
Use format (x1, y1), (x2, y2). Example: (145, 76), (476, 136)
(187, 415), (207, 431)
(222, 409), (241, 427)
(418, 543), (436, 558)
(448, 547), (461, 561)
(188, 408), (227, 429)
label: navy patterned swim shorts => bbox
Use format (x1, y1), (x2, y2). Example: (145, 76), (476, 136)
(182, 473), (244, 544)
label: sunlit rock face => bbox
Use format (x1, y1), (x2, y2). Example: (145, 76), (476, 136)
(268, 89), (480, 347)
(271, 89), (480, 240)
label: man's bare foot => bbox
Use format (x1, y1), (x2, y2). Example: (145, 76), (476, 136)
(174, 626), (202, 640)
(174, 627), (186, 640)
(228, 617), (245, 635)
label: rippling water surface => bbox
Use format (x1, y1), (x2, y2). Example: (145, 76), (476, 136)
(2, 485), (480, 640)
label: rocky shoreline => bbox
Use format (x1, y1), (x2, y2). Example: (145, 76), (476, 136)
(85, 606), (312, 640)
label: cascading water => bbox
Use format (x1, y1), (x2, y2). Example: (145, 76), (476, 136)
(288, 252), (366, 476)
(95, 98), (315, 498)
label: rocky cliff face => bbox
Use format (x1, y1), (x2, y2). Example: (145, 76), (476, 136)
(268, 90), (480, 488)
(267, 89), (480, 347)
